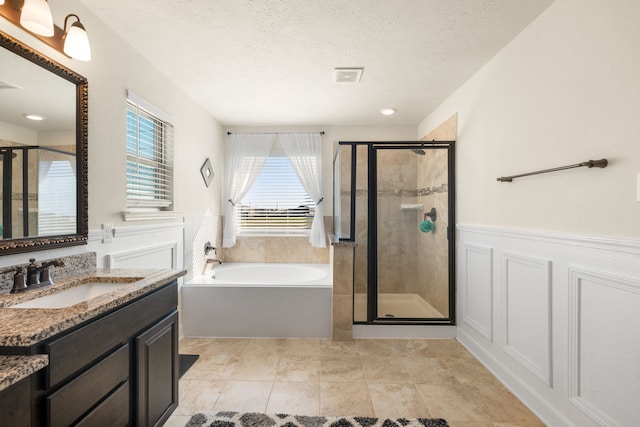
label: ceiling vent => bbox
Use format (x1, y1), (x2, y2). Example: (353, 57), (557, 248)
(333, 67), (363, 83)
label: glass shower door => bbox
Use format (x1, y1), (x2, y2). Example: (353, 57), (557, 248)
(372, 144), (453, 321)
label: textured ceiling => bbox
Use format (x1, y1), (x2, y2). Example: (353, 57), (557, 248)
(79, 0), (555, 126)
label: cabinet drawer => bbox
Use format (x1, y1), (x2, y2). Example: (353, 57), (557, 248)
(76, 380), (130, 427)
(47, 344), (129, 427)
(46, 281), (177, 387)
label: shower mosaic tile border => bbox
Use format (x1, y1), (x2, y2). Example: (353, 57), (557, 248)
(348, 185), (448, 198)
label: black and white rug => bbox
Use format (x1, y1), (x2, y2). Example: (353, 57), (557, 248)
(185, 412), (448, 427)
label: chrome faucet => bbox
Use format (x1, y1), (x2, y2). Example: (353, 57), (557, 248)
(204, 241), (222, 265)
(26, 258), (65, 287)
(203, 241), (222, 273)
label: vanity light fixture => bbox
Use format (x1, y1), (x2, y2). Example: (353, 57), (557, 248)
(380, 108), (396, 116)
(0, 0), (91, 61)
(19, 0), (53, 36)
(63, 14), (91, 61)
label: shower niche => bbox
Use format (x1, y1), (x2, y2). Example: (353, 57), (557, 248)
(333, 141), (455, 325)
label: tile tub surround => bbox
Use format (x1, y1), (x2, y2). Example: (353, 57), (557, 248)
(330, 236), (356, 341)
(0, 354), (48, 392)
(0, 268), (185, 349)
(222, 235), (330, 264)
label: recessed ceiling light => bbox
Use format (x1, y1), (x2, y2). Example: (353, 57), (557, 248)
(23, 114), (45, 121)
(380, 108), (396, 116)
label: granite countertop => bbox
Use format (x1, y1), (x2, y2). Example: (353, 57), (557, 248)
(0, 355), (48, 392)
(0, 268), (185, 390)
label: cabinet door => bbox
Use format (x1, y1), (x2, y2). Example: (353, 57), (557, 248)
(135, 311), (178, 427)
(0, 376), (32, 427)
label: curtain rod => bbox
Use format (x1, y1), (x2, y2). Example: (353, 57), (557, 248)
(226, 131), (325, 135)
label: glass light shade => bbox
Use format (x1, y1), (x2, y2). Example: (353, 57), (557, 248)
(64, 21), (91, 61)
(20, 0), (54, 37)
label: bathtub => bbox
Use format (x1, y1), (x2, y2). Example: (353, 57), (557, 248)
(181, 263), (332, 338)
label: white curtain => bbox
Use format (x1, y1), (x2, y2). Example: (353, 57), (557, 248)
(222, 133), (276, 247)
(280, 133), (326, 248)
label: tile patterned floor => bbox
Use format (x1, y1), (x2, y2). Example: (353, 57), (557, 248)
(164, 338), (545, 427)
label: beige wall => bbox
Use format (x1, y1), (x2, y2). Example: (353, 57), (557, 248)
(419, 0), (640, 239)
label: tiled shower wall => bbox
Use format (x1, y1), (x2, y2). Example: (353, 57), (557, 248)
(375, 149), (419, 296)
(339, 143), (450, 318)
(416, 149), (449, 316)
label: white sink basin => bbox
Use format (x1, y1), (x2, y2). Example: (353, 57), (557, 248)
(9, 282), (127, 309)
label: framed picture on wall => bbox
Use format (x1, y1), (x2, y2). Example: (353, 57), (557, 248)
(200, 158), (214, 187)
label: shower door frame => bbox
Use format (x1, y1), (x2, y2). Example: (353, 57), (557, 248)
(366, 141), (456, 325)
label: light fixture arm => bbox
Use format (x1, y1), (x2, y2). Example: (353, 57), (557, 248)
(63, 13), (81, 33)
(0, 0), (90, 60)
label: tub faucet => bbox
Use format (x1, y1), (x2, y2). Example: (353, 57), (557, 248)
(202, 252), (222, 274)
(203, 241), (222, 266)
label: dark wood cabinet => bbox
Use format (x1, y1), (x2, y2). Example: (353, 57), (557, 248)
(38, 280), (178, 427)
(0, 375), (33, 427)
(136, 311), (179, 427)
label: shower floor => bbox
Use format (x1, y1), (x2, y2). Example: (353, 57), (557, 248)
(354, 293), (444, 320)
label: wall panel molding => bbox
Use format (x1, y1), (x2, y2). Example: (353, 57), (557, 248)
(457, 224), (640, 426)
(501, 251), (552, 386)
(458, 224), (640, 255)
(568, 267), (640, 427)
(106, 241), (178, 269)
(461, 243), (493, 341)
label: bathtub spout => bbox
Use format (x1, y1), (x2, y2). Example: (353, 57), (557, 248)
(202, 257), (223, 275)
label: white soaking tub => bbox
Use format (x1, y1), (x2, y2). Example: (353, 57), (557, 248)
(181, 263), (332, 338)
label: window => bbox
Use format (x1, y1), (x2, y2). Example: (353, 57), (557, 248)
(237, 146), (315, 234)
(38, 157), (76, 235)
(126, 92), (174, 209)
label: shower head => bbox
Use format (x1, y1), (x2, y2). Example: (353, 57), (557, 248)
(411, 148), (425, 155)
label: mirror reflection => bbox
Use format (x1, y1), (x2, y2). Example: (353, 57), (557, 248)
(0, 30), (87, 254)
(0, 46), (77, 240)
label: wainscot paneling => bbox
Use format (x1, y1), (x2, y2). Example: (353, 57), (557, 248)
(501, 251), (552, 386)
(568, 267), (640, 427)
(106, 242), (178, 269)
(457, 225), (640, 427)
(461, 243), (493, 342)
(86, 222), (184, 272)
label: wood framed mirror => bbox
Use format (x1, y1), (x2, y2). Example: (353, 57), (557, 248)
(0, 30), (88, 255)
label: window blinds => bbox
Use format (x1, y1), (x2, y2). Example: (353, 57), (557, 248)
(237, 147), (315, 232)
(126, 98), (174, 208)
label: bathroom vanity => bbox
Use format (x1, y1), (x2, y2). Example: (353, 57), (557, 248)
(0, 268), (184, 427)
